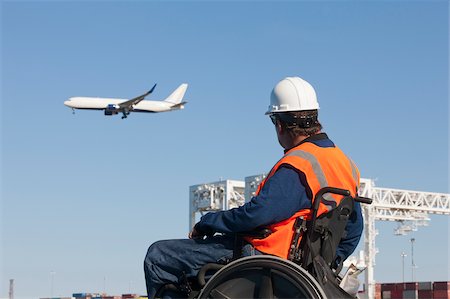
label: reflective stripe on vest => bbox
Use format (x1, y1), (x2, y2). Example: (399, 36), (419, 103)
(285, 149), (337, 211)
(246, 141), (360, 259)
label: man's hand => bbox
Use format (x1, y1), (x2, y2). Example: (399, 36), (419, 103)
(188, 226), (204, 240)
(189, 222), (215, 240)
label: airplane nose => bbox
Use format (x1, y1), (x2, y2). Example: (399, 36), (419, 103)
(64, 99), (72, 107)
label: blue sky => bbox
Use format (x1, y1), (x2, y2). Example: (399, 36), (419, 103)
(1, 1), (448, 298)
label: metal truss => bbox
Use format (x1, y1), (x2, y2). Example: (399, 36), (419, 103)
(189, 180), (245, 229)
(359, 179), (450, 216)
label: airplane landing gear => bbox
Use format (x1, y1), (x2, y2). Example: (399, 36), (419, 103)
(72, 108), (75, 115)
(121, 109), (130, 119)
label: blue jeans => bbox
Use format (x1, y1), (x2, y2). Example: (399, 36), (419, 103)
(144, 235), (261, 298)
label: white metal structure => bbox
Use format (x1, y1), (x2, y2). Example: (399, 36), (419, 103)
(189, 176), (450, 299)
(189, 180), (245, 229)
(64, 83), (188, 119)
(357, 178), (450, 299)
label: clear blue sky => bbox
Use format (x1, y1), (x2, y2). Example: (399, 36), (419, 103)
(1, 1), (448, 298)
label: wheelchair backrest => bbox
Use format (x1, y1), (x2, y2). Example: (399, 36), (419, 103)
(301, 195), (354, 270)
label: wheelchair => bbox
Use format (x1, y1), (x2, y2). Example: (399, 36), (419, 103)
(156, 187), (372, 299)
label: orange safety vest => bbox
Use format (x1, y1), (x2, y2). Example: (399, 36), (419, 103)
(246, 140), (360, 259)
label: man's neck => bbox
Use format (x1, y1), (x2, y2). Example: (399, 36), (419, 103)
(284, 131), (323, 152)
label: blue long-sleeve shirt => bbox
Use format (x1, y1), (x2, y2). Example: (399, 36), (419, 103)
(196, 134), (363, 262)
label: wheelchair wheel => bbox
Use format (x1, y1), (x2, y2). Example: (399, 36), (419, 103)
(197, 256), (326, 299)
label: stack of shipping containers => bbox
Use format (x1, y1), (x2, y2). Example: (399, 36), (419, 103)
(434, 282), (450, 299)
(40, 281), (450, 299)
(375, 283), (382, 299)
(377, 281), (450, 299)
(380, 282), (404, 299)
(41, 293), (145, 299)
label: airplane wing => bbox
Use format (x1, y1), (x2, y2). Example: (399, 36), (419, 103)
(118, 83), (157, 109)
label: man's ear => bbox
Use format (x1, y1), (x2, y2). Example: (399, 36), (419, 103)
(276, 122), (284, 135)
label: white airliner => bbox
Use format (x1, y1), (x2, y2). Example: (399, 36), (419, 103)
(64, 83), (188, 119)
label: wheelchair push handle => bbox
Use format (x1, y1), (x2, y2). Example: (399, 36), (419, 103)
(313, 187), (373, 209)
(311, 187), (373, 224)
(317, 187), (351, 197)
(354, 196), (373, 204)
(313, 187), (351, 211)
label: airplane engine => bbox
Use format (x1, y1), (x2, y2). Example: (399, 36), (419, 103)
(105, 104), (120, 116)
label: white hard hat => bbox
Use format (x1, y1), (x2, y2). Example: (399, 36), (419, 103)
(266, 76), (320, 115)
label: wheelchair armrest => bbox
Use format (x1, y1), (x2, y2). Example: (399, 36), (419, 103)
(237, 228), (272, 239)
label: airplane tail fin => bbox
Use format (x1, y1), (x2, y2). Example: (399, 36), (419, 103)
(164, 83), (188, 104)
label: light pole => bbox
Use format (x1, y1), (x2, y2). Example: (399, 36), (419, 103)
(103, 276), (107, 294)
(50, 271), (56, 298)
(410, 238), (416, 281)
(9, 279), (14, 299)
(401, 252), (407, 283)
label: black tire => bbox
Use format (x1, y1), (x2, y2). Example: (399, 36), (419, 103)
(197, 256), (326, 299)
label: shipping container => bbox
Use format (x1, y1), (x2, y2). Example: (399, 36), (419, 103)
(73, 295), (87, 298)
(419, 290), (434, 299)
(376, 283), (382, 299)
(382, 283), (404, 292)
(382, 284), (394, 291)
(404, 290), (419, 299)
(420, 282), (433, 291)
(434, 282), (450, 291)
(433, 290), (450, 299)
(391, 289), (403, 299)
(405, 283), (419, 290)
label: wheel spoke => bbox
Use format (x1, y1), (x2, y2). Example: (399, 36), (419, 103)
(257, 268), (273, 299)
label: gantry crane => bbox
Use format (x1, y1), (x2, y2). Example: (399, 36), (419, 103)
(189, 175), (450, 299)
(357, 178), (450, 299)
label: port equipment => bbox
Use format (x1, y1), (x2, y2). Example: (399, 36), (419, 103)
(358, 178), (450, 299)
(189, 180), (245, 229)
(189, 176), (450, 299)
(9, 279), (14, 299)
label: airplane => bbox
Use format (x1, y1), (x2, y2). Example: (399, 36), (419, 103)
(64, 83), (188, 119)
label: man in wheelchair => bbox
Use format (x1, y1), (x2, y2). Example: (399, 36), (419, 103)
(144, 77), (369, 298)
